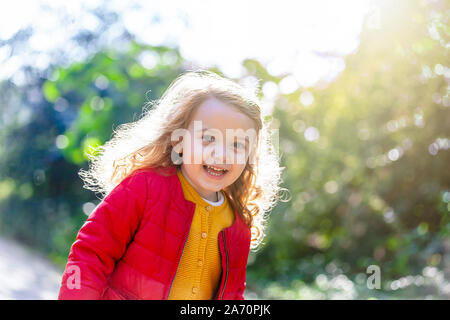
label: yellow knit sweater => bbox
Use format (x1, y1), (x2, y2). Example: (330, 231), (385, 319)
(168, 168), (235, 300)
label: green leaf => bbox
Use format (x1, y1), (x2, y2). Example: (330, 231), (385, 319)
(42, 81), (60, 102)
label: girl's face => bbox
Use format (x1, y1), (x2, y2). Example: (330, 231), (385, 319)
(178, 97), (257, 201)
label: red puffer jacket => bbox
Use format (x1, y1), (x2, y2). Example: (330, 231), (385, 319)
(58, 166), (251, 300)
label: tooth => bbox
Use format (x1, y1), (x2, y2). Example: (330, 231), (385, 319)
(205, 165), (225, 175)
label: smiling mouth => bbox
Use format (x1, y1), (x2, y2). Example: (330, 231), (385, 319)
(202, 164), (229, 177)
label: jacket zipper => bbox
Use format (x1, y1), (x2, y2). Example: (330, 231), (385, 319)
(166, 231), (189, 299)
(219, 230), (229, 300)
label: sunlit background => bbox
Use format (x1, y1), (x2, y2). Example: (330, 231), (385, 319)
(0, 0), (371, 85)
(0, 0), (449, 299)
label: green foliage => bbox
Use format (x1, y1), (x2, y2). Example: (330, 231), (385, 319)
(43, 42), (183, 165)
(246, 0), (449, 298)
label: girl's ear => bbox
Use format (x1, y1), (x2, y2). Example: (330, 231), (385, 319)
(171, 145), (183, 165)
(172, 141), (183, 154)
(171, 134), (183, 153)
(171, 136), (183, 165)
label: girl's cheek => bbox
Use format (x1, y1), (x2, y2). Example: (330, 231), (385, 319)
(235, 149), (249, 166)
(182, 137), (204, 165)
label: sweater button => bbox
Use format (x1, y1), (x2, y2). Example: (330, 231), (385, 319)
(201, 232), (207, 239)
(198, 259), (203, 266)
(192, 287), (198, 294)
(205, 205), (212, 211)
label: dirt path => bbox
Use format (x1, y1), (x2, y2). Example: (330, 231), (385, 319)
(0, 235), (63, 300)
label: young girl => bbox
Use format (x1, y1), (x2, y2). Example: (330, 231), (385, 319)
(58, 70), (284, 300)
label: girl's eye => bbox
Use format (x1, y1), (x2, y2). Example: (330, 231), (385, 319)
(202, 135), (215, 143)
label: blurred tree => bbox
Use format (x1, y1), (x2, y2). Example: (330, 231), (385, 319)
(249, 0), (449, 292)
(0, 9), (187, 264)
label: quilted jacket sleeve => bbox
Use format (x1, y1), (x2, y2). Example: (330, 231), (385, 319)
(58, 171), (150, 299)
(235, 282), (246, 300)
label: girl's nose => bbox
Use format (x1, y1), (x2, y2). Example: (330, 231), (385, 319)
(212, 144), (228, 164)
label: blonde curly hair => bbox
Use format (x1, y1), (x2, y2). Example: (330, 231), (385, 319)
(79, 70), (286, 249)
